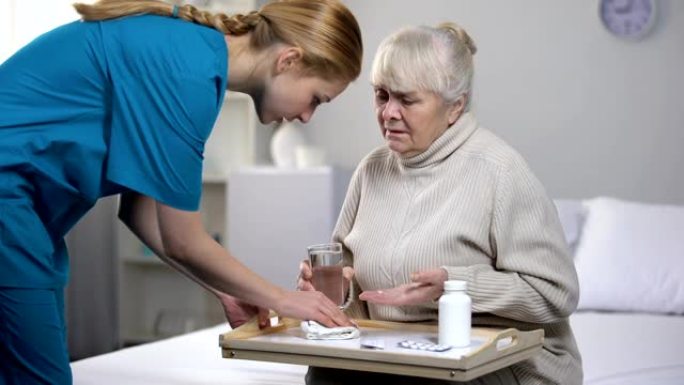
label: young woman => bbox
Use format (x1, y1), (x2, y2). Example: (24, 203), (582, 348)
(0, 0), (362, 383)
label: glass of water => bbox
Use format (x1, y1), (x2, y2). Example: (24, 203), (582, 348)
(307, 242), (352, 309)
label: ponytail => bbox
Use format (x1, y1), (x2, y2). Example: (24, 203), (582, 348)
(73, 0), (362, 82)
(74, 0), (264, 35)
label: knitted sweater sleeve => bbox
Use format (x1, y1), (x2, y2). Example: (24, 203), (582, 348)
(331, 166), (369, 319)
(443, 164), (579, 323)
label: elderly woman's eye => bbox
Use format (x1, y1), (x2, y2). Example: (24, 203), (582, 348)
(402, 99), (415, 106)
(374, 90), (389, 102)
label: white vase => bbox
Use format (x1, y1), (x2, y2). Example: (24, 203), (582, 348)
(270, 121), (307, 168)
(295, 145), (326, 168)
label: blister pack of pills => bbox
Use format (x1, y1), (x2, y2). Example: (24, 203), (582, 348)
(397, 339), (452, 352)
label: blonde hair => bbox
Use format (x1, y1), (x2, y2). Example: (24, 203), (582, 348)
(370, 22), (476, 109)
(74, 0), (363, 82)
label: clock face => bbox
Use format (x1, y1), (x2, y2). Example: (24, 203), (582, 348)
(600, 0), (656, 39)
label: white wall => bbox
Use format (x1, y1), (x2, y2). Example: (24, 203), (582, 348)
(301, 0), (684, 204)
(0, 0), (88, 63)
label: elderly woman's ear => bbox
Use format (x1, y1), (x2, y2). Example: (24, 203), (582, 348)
(448, 95), (467, 126)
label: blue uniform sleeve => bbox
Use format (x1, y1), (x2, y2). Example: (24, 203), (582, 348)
(106, 73), (221, 211)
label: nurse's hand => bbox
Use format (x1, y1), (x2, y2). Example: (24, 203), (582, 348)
(276, 290), (353, 327)
(218, 294), (270, 329)
(296, 259), (355, 293)
(359, 268), (448, 306)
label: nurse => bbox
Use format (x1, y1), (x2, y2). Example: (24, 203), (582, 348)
(0, 0), (362, 383)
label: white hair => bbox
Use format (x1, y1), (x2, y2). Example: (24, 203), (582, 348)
(370, 22), (477, 110)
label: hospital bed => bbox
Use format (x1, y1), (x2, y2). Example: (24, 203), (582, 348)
(71, 198), (684, 384)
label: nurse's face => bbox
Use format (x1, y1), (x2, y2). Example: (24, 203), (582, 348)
(374, 86), (463, 158)
(256, 70), (348, 125)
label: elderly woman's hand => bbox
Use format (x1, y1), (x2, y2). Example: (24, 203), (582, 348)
(359, 268), (448, 306)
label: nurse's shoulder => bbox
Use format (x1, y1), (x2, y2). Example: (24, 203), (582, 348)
(98, 15), (225, 78)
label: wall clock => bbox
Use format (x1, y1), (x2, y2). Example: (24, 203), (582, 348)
(599, 0), (656, 39)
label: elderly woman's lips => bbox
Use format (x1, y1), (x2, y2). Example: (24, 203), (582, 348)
(385, 130), (408, 140)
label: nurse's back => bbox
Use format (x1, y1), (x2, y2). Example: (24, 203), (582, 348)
(0, 15), (226, 288)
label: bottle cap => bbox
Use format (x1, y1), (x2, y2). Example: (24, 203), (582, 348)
(444, 280), (467, 291)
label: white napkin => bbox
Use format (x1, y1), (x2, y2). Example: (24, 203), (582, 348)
(300, 320), (360, 340)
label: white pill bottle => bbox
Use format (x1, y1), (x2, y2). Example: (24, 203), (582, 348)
(438, 280), (472, 347)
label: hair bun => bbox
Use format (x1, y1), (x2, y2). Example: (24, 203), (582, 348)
(437, 22), (477, 56)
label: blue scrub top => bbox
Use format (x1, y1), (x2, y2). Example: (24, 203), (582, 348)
(0, 15), (228, 289)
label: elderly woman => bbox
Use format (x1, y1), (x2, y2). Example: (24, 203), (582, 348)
(299, 22), (582, 385)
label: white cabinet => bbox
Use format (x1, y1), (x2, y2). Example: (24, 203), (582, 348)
(227, 167), (351, 289)
(118, 90), (260, 345)
(203, 92), (259, 178)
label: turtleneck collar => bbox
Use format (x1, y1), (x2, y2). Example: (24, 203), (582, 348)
(397, 112), (478, 169)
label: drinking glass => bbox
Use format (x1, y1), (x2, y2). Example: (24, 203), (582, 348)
(307, 242), (352, 309)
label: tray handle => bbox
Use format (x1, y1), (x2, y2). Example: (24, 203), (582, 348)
(493, 328), (519, 352)
(465, 328), (542, 368)
(219, 314), (300, 343)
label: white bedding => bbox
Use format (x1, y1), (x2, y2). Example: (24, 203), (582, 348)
(71, 198), (684, 384)
(570, 311), (684, 385)
(71, 324), (306, 385)
(72, 312), (684, 384)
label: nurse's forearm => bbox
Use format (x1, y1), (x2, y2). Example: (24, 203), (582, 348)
(120, 193), (287, 311)
(154, 202), (287, 310)
(179, 234), (286, 309)
(154, 249), (241, 306)
(118, 193), (234, 302)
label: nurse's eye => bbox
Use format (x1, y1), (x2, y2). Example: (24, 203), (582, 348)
(311, 96), (321, 107)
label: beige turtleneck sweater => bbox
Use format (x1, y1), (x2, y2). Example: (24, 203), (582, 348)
(334, 113), (582, 384)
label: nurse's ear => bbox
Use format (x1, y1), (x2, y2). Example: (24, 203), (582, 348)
(274, 46), (304, 74)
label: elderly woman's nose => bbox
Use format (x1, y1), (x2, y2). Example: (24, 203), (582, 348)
(381, 99), (401, 121)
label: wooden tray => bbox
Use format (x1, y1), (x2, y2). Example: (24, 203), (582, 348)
(219, 318), (543, 382)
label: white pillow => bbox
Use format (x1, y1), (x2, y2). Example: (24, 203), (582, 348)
(575, 197), (684, 314)
(553, 199), (586, 256)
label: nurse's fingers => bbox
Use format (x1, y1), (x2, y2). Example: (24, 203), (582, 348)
(280, 290), (351, 327)
(317, 305), (352, 327)
(311, 292), (352, 327)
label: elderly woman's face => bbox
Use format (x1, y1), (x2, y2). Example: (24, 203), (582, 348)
(374, 86), (461, 158)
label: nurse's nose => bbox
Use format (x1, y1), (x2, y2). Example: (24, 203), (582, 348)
(298, 108), (314, 123)
(381, 99), (401, 122)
